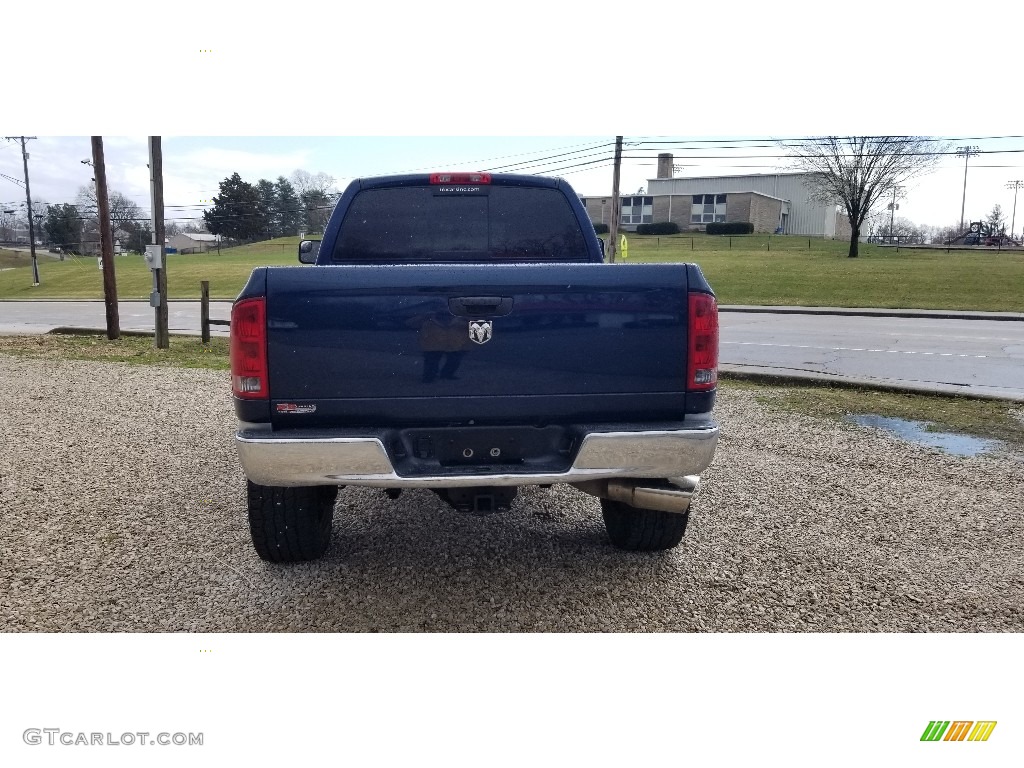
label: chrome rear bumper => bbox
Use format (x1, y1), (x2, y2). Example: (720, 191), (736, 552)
(236, 424), (719, 489)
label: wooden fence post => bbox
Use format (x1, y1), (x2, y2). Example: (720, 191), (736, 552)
(201, 280), (210, 343)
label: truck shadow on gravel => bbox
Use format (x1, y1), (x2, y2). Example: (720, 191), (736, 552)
(237, 486), (703, 633)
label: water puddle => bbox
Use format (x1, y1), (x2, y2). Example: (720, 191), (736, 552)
(845, 414), (1002, 457)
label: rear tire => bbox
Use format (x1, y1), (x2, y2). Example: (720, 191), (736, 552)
(601, 498), (689, 552)
(247, 481), (338, 563)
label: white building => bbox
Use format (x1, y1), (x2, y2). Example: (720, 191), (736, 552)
(166, 232), (223, 254)
(581, 154), (850, 237)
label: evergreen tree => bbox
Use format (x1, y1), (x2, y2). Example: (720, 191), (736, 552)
(43, 203), (83, 253)
(203, 173), (262, 242)
(119, 221), (152, 254)
(300, 189), (333, 234)
(274, 176), (302, 236)
(255, 178), (278, 240)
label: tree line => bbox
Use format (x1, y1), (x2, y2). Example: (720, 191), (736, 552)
(38, 188), (153, 257)
(20, 168), (338, 256)
(867, 203), (1012, 245)
(202, 170), (338, 243)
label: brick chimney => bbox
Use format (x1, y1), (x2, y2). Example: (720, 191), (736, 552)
(657, 153), (674, 179)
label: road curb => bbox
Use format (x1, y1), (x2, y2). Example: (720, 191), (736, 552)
(719, 366), (1024, 403)
(46, 327), (214, 339)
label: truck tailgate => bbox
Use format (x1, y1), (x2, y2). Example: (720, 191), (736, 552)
(265, 263), (693, 426)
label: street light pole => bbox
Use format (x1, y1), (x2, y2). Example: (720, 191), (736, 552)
(1006, 180), (1023, 241)
(888, 186), (904, 243)
(1, 209), (15, 242)
(956, 145), (980, 233)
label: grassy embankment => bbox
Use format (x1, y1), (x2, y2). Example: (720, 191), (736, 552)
(0, 235), (1022, 310)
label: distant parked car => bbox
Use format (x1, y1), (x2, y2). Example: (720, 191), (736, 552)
(964, 233), (981, 245)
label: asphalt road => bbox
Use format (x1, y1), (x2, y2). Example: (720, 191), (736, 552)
(720, 312), (1024, 400)
(0, 300), (232, 336)
(1, 300), (1022, 399)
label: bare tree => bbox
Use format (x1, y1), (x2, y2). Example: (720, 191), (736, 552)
(783, 136), (948, 257)
(76, 185), (145, 236)
(183, 219), (209, 234)
(930, 221), (963, 245)
(288, 170), (338, 235)
(7, 203), (46, 244)
(986, 203), (1005, 233)
(290, 169), (336, 197)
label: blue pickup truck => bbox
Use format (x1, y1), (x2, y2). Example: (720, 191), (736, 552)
(230, 172), (719, 562)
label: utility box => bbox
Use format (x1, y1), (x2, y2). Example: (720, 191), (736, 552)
(144, 244), (162, 270)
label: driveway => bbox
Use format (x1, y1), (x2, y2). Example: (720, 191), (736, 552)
(1, 355), (1021, 632)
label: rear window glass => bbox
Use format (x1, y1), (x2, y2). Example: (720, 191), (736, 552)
(332, 185), (588, 263)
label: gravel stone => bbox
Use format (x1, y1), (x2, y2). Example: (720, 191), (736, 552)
(1, 354), (1022, 632)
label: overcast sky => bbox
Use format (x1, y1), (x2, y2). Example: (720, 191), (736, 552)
(5, 2), (1021, 236)
(3, 135), (1023, 234)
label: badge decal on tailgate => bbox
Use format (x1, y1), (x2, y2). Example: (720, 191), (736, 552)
(469, 320), (493, 344)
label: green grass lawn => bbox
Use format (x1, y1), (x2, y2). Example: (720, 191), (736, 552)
(619, 234), (1024, 311)
(0, 239), (302, 300)
(0, 247), (65, 270)
(0, 332), (229, 369)
(1, 234), (1022, 311)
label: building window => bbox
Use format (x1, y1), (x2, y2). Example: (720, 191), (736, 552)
(691, 193), (726, 224)
(620, 195), (653, 225)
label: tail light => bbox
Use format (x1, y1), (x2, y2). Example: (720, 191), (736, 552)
(687, 293), (719, 391)
(231, 297), (268, 399)
(430, 172), (491, 184)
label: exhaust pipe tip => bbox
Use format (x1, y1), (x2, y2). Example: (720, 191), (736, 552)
(572, 477), (698, 514)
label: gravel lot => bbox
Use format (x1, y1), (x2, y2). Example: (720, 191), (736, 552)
(1, 355), (1022, 632)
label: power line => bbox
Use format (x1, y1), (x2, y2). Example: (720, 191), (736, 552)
(480, 143), (615, 172)
(618, 147), (1024, 161)
(377, 139), (613, 175)
(628, 133), (1024, 145)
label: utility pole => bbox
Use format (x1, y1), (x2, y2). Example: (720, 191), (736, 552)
(607, 135), (623, 263)
(5, 136), (39, 285)
(956, 145), (980, 233)
(149, 137), (169, 349)
(91, 137), (120, 340)
(1006, 180), (1023, 241)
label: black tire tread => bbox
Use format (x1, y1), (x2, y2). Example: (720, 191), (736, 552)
(247, 481), (338, 563)
(601, 498), (689, 551)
